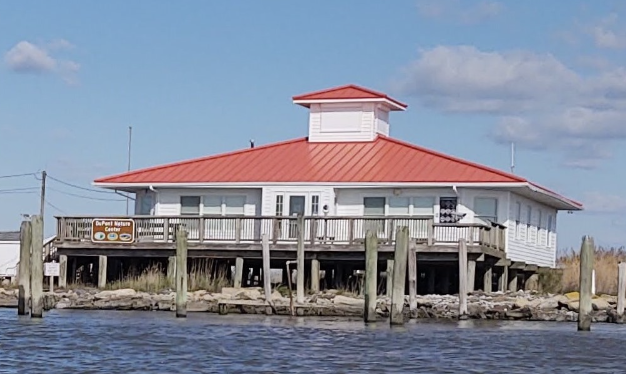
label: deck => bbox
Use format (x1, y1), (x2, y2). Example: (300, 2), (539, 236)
(54, 215), (506, 260)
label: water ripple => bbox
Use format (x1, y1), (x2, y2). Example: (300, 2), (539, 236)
(1, 310), (625, 373)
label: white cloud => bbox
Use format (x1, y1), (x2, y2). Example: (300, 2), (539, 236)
(4, 39), (80, 85)
(587, 13), (626, 50)
(416, 0), (503, 24)
(582, 192), (626, 214)
(394, 45), (626, 168)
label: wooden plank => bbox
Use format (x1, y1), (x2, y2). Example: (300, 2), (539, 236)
(524, 264), (539, 272)
(364, 231), (378, 323)
(578, 236), (594, 331)
(458, 239), (468, 319)
(617, 262), (626, 317)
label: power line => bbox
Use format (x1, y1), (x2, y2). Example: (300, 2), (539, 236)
(44, 198), (66, 214)
(48, 186), (125, 202)
(0, 172), (37, 179)
(46, 174), (118, 195)
(0, 186), (39, 193)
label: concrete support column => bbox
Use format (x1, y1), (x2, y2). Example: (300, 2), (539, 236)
(498, 266), (508, 292)
(98, 255), (107, 289)
(508, 269), (518, 292)
(386, 259), (394, 298)
(483, 264), (493, 293)
(310, 259), (320, 294)
(525, 273), (539, 291)
(234, 257), (244, 288)
(58, 255), (68, 289)
(467, 259), (476, 293)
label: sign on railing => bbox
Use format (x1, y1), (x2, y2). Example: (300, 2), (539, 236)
(91, 218), (135, 243)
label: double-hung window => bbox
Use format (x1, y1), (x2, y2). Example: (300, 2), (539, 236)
(474, 197), (498, 223)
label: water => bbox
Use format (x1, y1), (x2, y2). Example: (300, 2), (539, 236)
(1, 309), (625, 373)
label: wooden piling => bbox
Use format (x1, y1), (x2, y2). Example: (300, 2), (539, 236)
(98, 255), (107, 289)
(458, 239), (468, 319)
(467, 259), (476, 292)
(18, 220), (32, 316)
(390, 226), (409, 325)
(483, 265), (493, 293)
(364, 230), (378, 323)
(30, 215), (44, 318)
(167, 256), (176, 285)
(261, 234), (272, 308)
(408, 239), (417, 314)
(175, 228), (188, 318)
(58, 255), (68, 289)
(578, 235), (595, 331)
(234, 257), (244, 288)
(311, 259), (320, 294)
(296, 215), (305, 304)
(617, 262), (626, 318)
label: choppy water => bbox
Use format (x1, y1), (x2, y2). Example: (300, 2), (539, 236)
(1, 309), (626, 373)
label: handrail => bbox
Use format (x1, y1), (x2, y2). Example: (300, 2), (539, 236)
(54, 215), (507, 251)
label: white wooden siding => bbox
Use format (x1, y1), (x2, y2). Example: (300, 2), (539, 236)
(505, 192), (558, 268)
(309, 103), (391, 142)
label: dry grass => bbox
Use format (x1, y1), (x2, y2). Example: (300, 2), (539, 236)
(106, 260), (230, 293)
(557, 246), (626, 295)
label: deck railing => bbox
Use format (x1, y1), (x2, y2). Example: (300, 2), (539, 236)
(55, 215), (506, 251)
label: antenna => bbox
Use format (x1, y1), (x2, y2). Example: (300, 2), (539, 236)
(510, 142), (516, 174)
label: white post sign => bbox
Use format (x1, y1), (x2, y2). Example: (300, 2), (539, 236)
(44, 261), (60, 293)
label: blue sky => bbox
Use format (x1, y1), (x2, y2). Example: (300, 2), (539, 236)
(1, 0), (625, 249)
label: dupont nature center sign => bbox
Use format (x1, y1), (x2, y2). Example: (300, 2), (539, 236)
(91, 219), (135, 243)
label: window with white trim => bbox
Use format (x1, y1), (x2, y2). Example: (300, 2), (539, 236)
(526, 205), (532, 242)
(388, 197), (410, 215)
(515, 202), (522, 239)
(138, 193), (154, 215)
(311, 195), (320, 216)
(413, 197), (435, 216)
(225, 196), (245, 216)
(536, 210), (543, 245)
(547, 214), (553, 247)
(363, 197), (385, 216)
(474, 197), (498, 223)
(275, 195), (284, 216)
(202, 196), (222, 215)
(180, 196), (201, 215)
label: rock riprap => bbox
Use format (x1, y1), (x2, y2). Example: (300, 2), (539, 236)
(0, 287), (622, 322)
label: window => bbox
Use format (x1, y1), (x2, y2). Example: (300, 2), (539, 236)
(311, 195), (320, 216)
(413, 197), (435, 216)
(388, 197), (410, 215)
(202, 196), (222, 215)
(536, 210), (543, 245)
(138, 193), (153, 215)
(180, 196), (200, 215)
(363, 197), (385, 216)
(515, 202), (521, 239)
(275, 195), (284, 216)
(474, 197), (498, 223)
(547, 214), (553, 247)
(526, 205), (532, 241)
(224, 196), (245, 216)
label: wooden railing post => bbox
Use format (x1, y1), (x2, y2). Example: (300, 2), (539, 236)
(309, 218), (318, 245)
(468, 226), (475, 246)
(494, 226), (500, 250)
(235, 218), (242, 244)
(387, 218), (395, 244)
(163, 218), (170, 242)
(427, 219), (434, 246)
(198, 217), (205, 243)
(348, 218), (354, 245)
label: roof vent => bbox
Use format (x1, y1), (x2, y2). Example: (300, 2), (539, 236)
(250, 139), (255, 148)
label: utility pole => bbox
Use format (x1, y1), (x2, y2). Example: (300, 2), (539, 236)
(126, 126), (132, 215)
(40, 170), (47, 222)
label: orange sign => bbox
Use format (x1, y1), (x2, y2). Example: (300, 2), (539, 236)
(91, 219), (135, 243)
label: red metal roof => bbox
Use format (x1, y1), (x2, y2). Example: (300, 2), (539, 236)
(95, 136), (528, 184)
(292, 84), (408, 109)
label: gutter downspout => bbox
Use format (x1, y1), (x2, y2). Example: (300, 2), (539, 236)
(149, 185), (159, 215)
